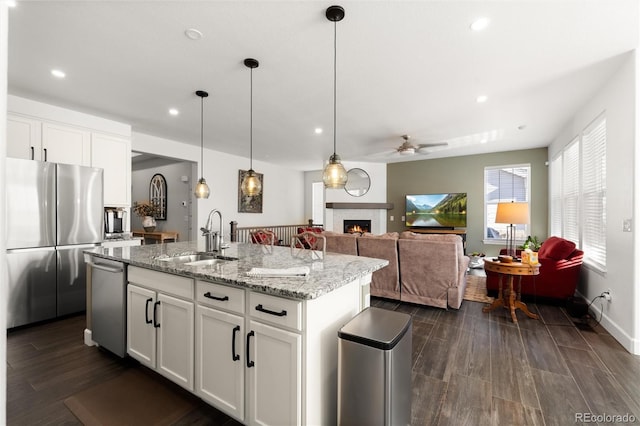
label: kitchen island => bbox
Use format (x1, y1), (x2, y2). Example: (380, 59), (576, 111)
(85, 241), (388, 426)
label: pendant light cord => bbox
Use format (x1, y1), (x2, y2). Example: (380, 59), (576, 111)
(250, 66), (254, 170)
(200, 96), (204, 176)
(333, 19), (337, 157)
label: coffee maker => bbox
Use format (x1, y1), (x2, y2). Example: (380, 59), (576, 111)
(104, 208), (127, 238)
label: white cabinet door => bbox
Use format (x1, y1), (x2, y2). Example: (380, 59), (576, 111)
(247, 320), (302, 426)
(7, 115), (42, 160)
(127, 284), (156, 368)
(42, 122), (90, 165)
(157, 293), (194, 391)
(91, 133), (131, 206)
(196, 305), (245, 421)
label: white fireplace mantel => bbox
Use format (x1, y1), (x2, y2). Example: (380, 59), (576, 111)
(324, 203), (393, 234)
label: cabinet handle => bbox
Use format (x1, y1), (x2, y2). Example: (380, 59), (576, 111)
(204, 292), (229, 302)
(30, 146), (34, 160)
(232, 325), (240, 361)
(43, 148), (47, 162)
(246, 331), (255, 368)
(145, 298), (153, 324)
(255, 304), (287, 317)
(153, 300), (160, 328)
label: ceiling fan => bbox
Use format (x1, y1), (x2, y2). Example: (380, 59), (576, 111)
(395, 135), (448, 156)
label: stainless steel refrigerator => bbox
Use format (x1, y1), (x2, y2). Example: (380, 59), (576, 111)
(6, 158), (103, 328)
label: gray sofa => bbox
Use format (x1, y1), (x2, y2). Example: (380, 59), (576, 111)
(325, 231), (469, 309)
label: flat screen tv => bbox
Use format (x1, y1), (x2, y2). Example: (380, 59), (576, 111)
(405, 193), (467, 228)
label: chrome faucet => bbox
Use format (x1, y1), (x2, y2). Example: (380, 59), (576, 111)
(200, 209), (229, 252)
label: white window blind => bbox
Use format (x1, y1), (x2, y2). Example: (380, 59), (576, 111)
(563, 139), (580, 245)
(549, 113), (606, 272)
(484, 165), (530, 241)
(581, 116), (606, 269)
(549, 155), (562, 236)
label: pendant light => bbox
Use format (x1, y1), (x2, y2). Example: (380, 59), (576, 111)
(194, 90), (210, 199)
(241, 58), (262, 196)
(322, 5), (348, 189)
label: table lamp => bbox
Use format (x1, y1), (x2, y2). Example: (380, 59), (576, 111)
(495, 202), (529, 258)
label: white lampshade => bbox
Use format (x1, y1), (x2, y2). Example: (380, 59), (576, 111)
(495, 202), (529, 224)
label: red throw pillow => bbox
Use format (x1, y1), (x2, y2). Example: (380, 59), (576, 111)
(539, 236), (576, 260)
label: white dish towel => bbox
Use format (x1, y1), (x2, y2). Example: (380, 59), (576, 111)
(247, 266), (310, 277)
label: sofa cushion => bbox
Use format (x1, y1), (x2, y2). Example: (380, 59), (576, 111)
(538, 236), (576, 260)
(399, 231), (462, 243)
(361, 232), (399, 239)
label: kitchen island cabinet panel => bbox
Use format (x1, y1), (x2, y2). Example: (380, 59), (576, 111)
(196, 305), (245, 421)
(248, 320), (301, 426)
(126, 284), (156, 368)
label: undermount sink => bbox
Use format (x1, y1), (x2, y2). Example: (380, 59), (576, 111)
(156, 252), (237, 267)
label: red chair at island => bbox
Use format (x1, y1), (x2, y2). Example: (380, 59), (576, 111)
(486, 236), (584, 301)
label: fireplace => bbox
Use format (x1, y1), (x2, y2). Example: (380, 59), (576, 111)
(343, 219), (371, 234)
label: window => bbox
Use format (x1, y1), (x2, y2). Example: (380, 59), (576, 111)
(549, 114), (606, 271)
(484, 164), (531, 243)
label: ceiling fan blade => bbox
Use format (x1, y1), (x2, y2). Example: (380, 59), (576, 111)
(417, 142), (448, 148)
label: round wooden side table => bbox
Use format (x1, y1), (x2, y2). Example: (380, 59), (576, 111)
(482, 259), (540, 323)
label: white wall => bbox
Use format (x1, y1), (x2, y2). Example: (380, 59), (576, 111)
(132, 132), (306, 242)
(132, 161), (194, 241)
(304, 161), (388, 222)
(549, 51), (638, 354)
(1, 3), (8, 421)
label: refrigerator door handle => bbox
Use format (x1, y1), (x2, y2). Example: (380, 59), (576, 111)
(7, 247), (56, 254)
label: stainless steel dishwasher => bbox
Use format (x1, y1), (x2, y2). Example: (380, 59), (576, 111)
(87, 257), (127, 357)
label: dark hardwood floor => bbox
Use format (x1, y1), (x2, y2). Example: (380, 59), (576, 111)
(7, 297), (640, 425)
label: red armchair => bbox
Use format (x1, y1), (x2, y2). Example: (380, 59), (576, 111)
(486, 236), (583, 301)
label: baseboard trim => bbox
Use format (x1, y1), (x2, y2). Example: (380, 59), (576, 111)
(84, 328), (96, 347)
(575, 292), (638, 355)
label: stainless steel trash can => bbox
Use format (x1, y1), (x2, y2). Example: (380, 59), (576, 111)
(337, 307), (412, 426)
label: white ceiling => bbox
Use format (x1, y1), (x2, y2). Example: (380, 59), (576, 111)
(7, 1), (638, 171)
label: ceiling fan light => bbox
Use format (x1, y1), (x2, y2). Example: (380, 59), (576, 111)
(195, 178), (210, 199)
(323, 154), (348, 189)
(241, 169), (262, 196)
(399, 147), (415, 155)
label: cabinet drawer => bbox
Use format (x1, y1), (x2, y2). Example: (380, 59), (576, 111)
(249, 292), (302, 331)
(196, 280), (245, 314)
(128, 266), (193, 300)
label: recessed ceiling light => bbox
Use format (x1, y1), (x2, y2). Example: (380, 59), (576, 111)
(169, 108), (179, 116)
(480, 138), (488, 144)
(184, 28), (203, 40)
(470, 17), (490, 31)
(518, 124), (527, 130)
(476, 95), (488, 103)
(51, 69), (66, 78)
(315, 128), (323, 134)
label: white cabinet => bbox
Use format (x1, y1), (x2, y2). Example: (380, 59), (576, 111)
(247, 320), (302, 426)
(7, 114), (41, 160)
(196, 305), (245, 420)
(127, 267), (194, 391)
(42, 122), (91, 165)
(91, 133), (131, 206)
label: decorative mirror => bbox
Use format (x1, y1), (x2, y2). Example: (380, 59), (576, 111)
(149, 173), (167, 220)
(344, 168), (371, 197)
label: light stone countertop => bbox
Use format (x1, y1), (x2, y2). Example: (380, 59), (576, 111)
(85, 241), (388, 300)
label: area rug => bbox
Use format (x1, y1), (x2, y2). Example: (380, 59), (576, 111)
(64, 368), (196, 426)
(464, 274), (494, 304)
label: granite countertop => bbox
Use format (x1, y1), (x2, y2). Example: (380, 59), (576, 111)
(86, 241), (388, 300)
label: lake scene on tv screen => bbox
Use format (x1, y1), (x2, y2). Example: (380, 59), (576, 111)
(406, 193), (467, 227)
